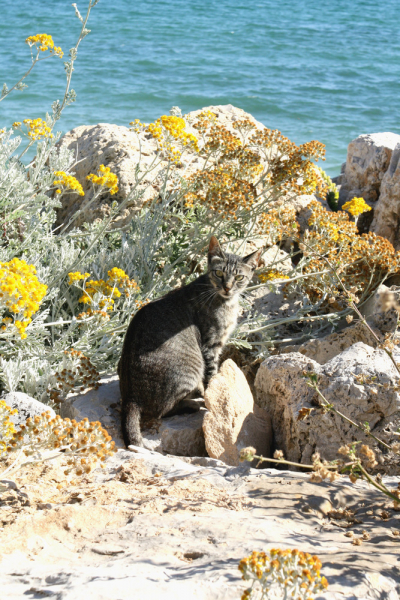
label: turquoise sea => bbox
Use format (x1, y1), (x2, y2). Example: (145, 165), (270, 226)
(1, 0), (399, 175)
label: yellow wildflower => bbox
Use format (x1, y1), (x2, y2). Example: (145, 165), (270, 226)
(0, 400), (18, 455)
(54, 171), (85, 196)
(0, 258), (47, 339)
(87, 165), (119, 195)
(25, 34), (63, 58)
(137, 115), (199, 163)
(342, 197), (372, 217)
(22, 118), (53, 140)
(258, 270), (290, 283)
(68, 272), (90, 285)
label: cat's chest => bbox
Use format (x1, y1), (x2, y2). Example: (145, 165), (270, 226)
(208, 300), (239, 341)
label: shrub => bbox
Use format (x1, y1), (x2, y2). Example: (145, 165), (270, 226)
(0, 0), (399, 408)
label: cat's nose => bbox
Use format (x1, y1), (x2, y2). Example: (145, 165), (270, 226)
(224, 284), (232, 292)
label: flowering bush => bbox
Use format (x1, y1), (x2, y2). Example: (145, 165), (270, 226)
(0, 400), (17, 455)
(0, 0), (399, 413)
(0, 399), (116, 479)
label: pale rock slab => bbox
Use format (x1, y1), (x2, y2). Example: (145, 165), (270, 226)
(370, 143), (400, 248)
(255, 342), (400, 469)
(141, 408), (207, 457)
(3, 392), (55, 429)
(203, 359), (271, 466)
(55, 105), (267, 230)
(340, 132), (400, 205)
(62, 375), (207, 456)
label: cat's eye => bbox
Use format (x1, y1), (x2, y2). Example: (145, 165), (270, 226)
(235, 275), (244, 281)
(215, 270), (223, 277)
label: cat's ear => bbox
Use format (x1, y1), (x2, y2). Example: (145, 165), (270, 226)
(242, 248), (262, 270)
(208, 236), (225, 260)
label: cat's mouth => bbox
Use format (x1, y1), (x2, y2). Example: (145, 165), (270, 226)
(219, 290), (233, 298)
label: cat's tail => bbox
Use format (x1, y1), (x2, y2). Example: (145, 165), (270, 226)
(121, 400), (143, 448)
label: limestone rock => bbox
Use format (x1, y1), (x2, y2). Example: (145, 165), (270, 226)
(255, 343), (400, 469)
(259, 245), (292, 273)
(370, 143), (400, 248)
(62, 375), (207, 456)
(203, 359), (271, 466)
(3, 392), (55, 429)
(281, 321), (377, 364)
(340, 132), (400, 205)
(142, 408), (207, 457)
(55, 105), (267, 230)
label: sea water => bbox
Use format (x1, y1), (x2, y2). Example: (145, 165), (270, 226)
(1, 0), (399, 175)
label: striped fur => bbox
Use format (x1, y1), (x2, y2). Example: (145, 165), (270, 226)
(118, 237), (261, 447)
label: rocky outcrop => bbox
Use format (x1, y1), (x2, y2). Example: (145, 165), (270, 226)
(339, 133), (400, 205)
(370, 143), (400, 248)
(255, 343), (400, 469)
(55, 105), (267, 230)
(142, 409), (207, 457)
(4, 392), (55, 428)
(203, 360), (272, 466)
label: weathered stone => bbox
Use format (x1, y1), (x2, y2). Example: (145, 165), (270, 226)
(260, 245), (292, 273)
(339, 132), (400, 205)
(281, 321), (377, 364)
(142, 408), (207, 457)
(370, 143), (400, 248)
(55, 105), (267, 230)
(3, 392), (55, 428)
(255, 343), (400, 470)
(62, 375), (207, 456)
(203, 359), (272, 466)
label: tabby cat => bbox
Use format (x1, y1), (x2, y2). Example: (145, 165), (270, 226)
(118, 236), (261, 447)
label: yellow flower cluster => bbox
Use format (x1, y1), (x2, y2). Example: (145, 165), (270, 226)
(13, 118), (53, 140)
(258, 270), (290, 283)
(0, 400), (17, 455)
(257, 205), (299, 243)
(239, 549), (328, 600)
(54, 171), (85, 196)
(25, 34), (63, 58)
(3, 406), (116, 477)
(131, 115), (199, 164)
(342, 197), (372, 217)
(107, 267), (130, 284)
(184, 113), (326, 219)
(87, 165), (119, 195)
(68, 272), (90, 285)
(301, 200), (400, 304)
(0, 258), (47, 339)
(68, 268), (139, 312)
(80, 279), (121, 310)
